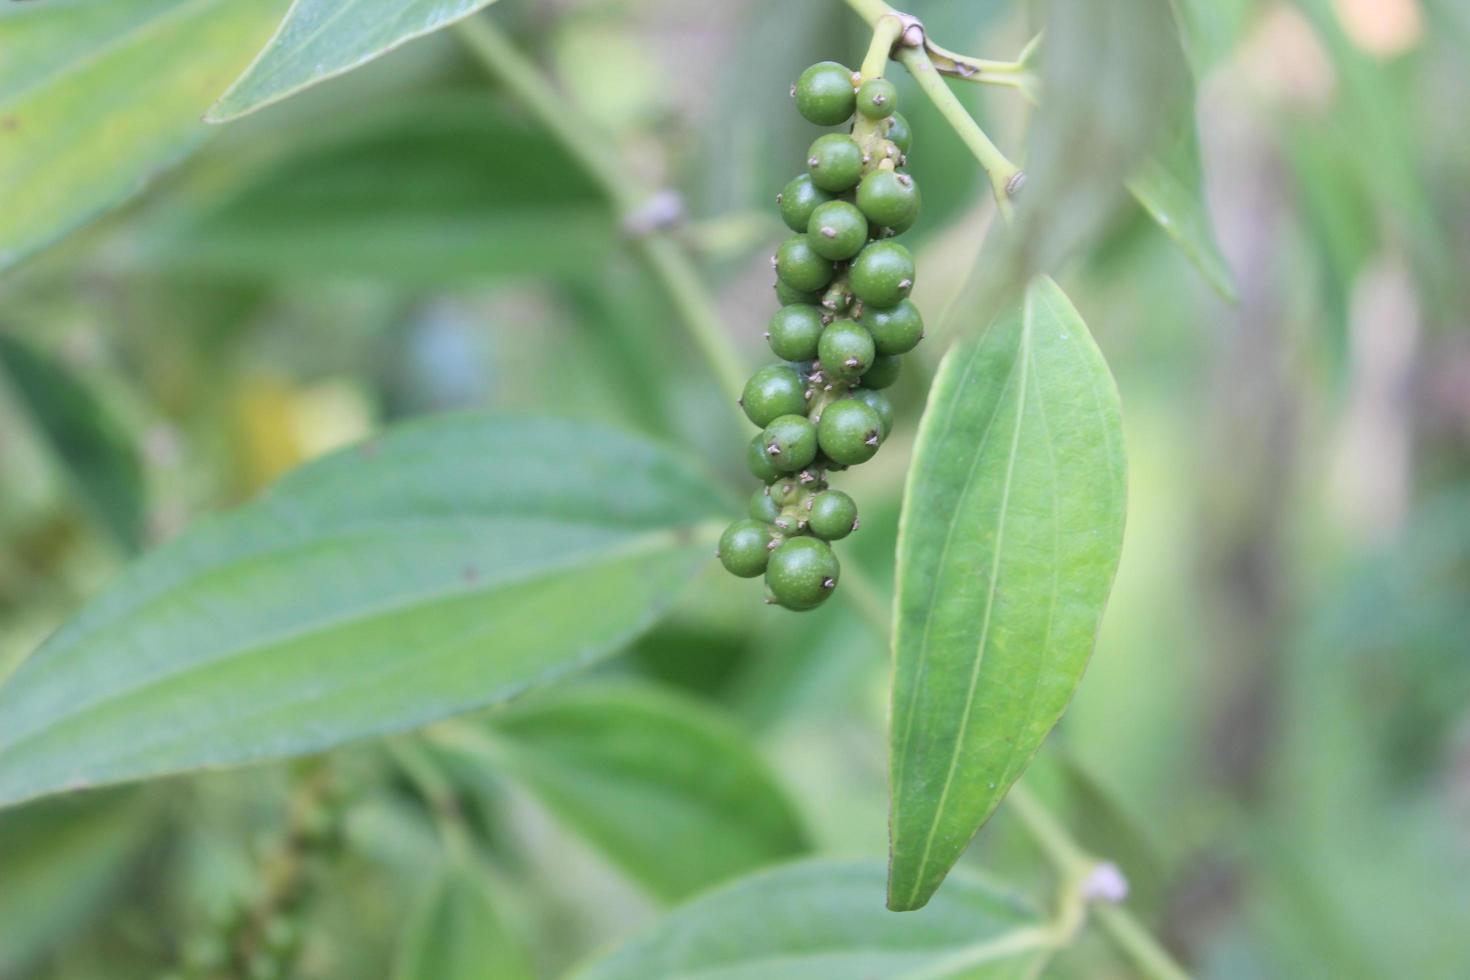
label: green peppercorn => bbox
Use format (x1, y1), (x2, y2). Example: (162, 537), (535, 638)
(741, 364), (807, 427)
(850, 387), (894, 438)
(770, 478), (804, 507)
(806, 133), (865, 192)
(861, 353), (901, 389)
(856, 169), (920, 231)
(749, 486), (782, 523)
(762, 414), (819, 472)
(861, 298), (924, 355)
(765, 537), (840, 610)
(806, 199), (869, 260)
(767, 304), (825, 361)
(775, 279), (822, 307)
(719, 519), (772, 578)
(850, 240), (915, 308)
(818, 319), (876, 382)
(821, 280), (854, 315)
(808, 489), (859, 540)
(817, 397), (883, 465)
(856, 78), (898, 119)
(793, 61), (856, 126)
(747, 432), (781, 482)
(885, 112), (912, 154)
(776, 235), (835, 293)
(778, 174), (836, 233)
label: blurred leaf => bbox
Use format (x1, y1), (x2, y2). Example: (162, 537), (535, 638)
(0, 416), (727, 808)
(447, 682), (807, 902)
(1127, 143), (1237, 303)
(208, 0), (503, 122)
(393, 864), (533, 980)
(889, 277), (1126, 910)
(0, 790), (154, 976)
(0, 335), (145, 552)
(573, 858), (1052, 980)
(140, 92), (611, 285)
(0, 0), (288, 270)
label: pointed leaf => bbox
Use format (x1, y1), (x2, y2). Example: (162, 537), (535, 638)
(574, 859), (1053, 980)
(393, 864), (533, 980)
(0, 335), (145, 552)
(0, 416), (725, 809)
(1127, 138), (1237, 303)
(0, 0), (289, 270)
(452, 682), (807, 901)
(208, 0), (505, 122)
(888, 277), (1127, 910)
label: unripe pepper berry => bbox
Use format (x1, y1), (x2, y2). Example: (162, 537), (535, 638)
(778, 174), (836, 233)
(860, 298), (924, 355)
(856, 78), (898, 119)
(850, 387), (894, 438)
(793, 61), (857, 127)
(807, 489), (859, 540)
(775, 279), (822, 307)
(850, 240), (915, 308)
(741, 364), (807, 427)
(749, 486), (782, 523)
(761, 414), (819, 472)
(856, 169), (920, 231)
(861, 353), (901, 390)
(765, 536), (841, 610)
(747, 432), (781, 483)
(885, 112), (913, 154)
(718, 519), (773, 578)
(817, 397), (884, 465)
(770, 478), (804, 507)
(806, 200), (869, 260)
(817, 319), (876, 382)
(776, 236), (835, 293)
(806, 133), (865, 192)
(767, 304), (825, 361)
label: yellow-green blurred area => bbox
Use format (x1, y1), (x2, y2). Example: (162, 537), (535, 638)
(1, 0), (1468, 977)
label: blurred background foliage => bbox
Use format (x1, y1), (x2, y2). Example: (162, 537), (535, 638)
(1, 0), (1468, 976)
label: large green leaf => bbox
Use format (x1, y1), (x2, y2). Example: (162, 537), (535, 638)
(0, 0), (288, 270)
(0, 416), (726, 809)
(574, 858), (1052, 980)
(0, 791), (154, 976)
(444, 682), (807, 902)
(888, 277), (1127, 911)
(208, 0), (504, 122)
(0, 335), (144, 552)
(138, 92), (611, 285)
(393, 864), (533, 980)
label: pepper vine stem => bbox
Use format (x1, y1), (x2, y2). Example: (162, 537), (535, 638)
(844, 0), (1024, 218)
(453, 16), (749, 419)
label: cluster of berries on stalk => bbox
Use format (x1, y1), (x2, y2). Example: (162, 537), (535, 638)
(718, 60), (924, 611)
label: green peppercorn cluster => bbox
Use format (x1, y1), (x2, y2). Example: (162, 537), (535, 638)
(718, 60), (924, 611)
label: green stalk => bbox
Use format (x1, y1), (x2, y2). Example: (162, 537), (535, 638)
(453, 16), (748, 407)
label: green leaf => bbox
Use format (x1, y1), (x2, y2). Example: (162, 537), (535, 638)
(0, 415), (726, 809)
(0, 791), (154, 976)
(0, 335), (145, 552)
(573, 858), (1052, 980)
(450, 682), (807, 902)
(1123, 1), (1238, 303)
(393, 864), (533, 980)
(1127, 146), (1237, 303)
(208, 0), (505, 122)
(888, 277), (1127, 911)
(138, 92), (611, 285)
(0, 0), (289, 270)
